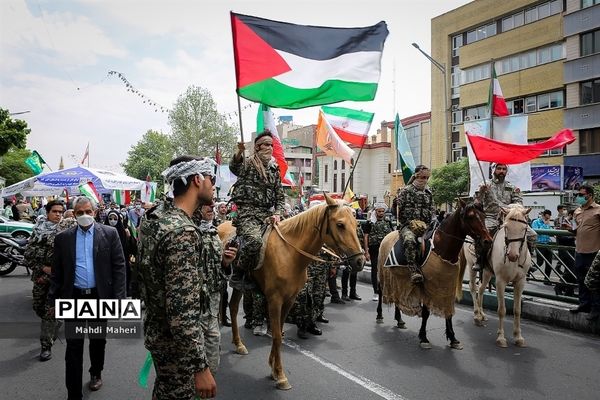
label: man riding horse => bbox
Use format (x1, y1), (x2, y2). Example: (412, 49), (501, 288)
(395, 165), (435, 284)
(229, 131), (284, 334)
(473, 163), (537, 271)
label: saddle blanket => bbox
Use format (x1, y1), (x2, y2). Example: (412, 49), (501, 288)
(384, 235), (431, 268)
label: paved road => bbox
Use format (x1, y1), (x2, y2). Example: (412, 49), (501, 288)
(1, 269), (598, 400)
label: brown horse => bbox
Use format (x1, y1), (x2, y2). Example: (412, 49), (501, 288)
(376, 199), (492, 349)
(217, 193), (365, 390)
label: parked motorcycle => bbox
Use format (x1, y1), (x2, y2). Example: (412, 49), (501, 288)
(0, 236), (29, 276)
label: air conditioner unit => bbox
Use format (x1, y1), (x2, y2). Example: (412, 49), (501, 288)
(452, 142), (461, 150)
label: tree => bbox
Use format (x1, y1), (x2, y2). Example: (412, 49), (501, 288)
(0, 148), (34, 186)
(122, 130), (174, 193)
(0, 108), (30, 157)
(429, 158), (469, 206)
(168, 86), (238, 159)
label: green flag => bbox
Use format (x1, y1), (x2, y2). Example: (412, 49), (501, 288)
(24, 150), (46, 175)
(394, 113), (416, 184)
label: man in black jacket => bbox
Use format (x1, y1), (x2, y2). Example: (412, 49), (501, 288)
(48, 196), (126, 400)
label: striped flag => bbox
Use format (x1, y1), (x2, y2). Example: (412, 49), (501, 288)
(321, 106), (374, 146)
(79, 181), (101, 204)
(256, 104), (294, 186)
(231, 12), (388, 109)
(113, 190), (131, 205)
(394, 113), (416, 184)
(488, 65), (509, 117)
(316, 110), (355, 164)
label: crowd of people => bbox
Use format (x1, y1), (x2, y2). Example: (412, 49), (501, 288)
(3, 141), (597, 400)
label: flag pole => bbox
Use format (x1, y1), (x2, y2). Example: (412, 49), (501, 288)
(342, 144), (364, 197)
(488, 59), (495, 141)
(466, 133), (487, 186)
(236, 95), (245, 155)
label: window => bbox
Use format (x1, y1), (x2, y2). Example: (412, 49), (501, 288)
(529, 138), (564, 156)
(452, 35), (462, 57)
(452, 110), (463, 124)
(388, 164), (391, 174)
(507, 99), (524, 114)
(305, 173), (311, 180)
(525, 7), (537, 23)
(341, 173), (345, 191)
(333, 160), (337, 170)
(305, 159), (311, 167)
(581, 30), (600, 56)
(538, 2), (550, 19)
(466, 23), (496, 44)
(525, 96), (537, 113)
(464, 105), (488, 120)
(538, 47), (551, 64)
(582, 0), (600, 9)
(529, 91), (563, 112)
(502, 16), (514, 32)
(452, 149), (463, 162)
(341, 160), (345, 170)
(333, 173), (337, 192)
(538, 93), (550, 110)
(324, 165), (328, 183)
(466, 30), (476, 44)
(580, 128), (600, 154)
(581, 79), (600, 104)
(514, 11), (525, 27)
(550, 0), (561, 14)
(549, 91), (563, 108)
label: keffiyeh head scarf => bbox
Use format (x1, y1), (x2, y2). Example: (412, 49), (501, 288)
(252, 132), (274, 181)
(162, 158), (216, 191)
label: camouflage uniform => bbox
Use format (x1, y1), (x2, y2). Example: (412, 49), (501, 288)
(396, 184), (435, 279)
(341, 225), (364, 298)
(584, 251), (600, 293)
(191, 209), (227, 372)
(214, 214), (227, 227)
(364, 218), (393, 293)
(229, 154), (285, 272)
(287, 250), (334, 329)
(138, 201), (208, 400)
(26, 217), (77, 350)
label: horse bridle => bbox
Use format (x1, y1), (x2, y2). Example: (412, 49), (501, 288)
(502, 217), (528, 262)
(313, 204), (364, 264)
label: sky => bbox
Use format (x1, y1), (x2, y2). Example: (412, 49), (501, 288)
(0, 0), (471, 173)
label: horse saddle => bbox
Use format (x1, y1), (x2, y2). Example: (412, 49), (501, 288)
(230, 223), (273, 272)
(384, 233), (431, 268)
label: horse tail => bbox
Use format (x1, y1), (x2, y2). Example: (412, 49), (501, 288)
(455, 247), (466, 301)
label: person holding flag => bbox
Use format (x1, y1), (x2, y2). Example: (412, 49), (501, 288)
(229, 131), (285, 284)
(395, 165), (435, 284)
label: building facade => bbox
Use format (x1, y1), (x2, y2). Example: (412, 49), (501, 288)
(431, 0), (599, 180)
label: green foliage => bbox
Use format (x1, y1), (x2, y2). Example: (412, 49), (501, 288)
(0, 148), (34, 186)
(429, 158), (469, 206)
(593, 182), (600, 204)
(0, 108), (30, 156)
(168, 86), (237, 159)
(122, 130), (174, 195)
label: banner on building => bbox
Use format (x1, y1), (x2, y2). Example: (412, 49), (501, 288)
(530, 166), (561, 191)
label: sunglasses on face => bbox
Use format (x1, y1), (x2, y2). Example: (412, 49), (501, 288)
(201, 174), (216, 185)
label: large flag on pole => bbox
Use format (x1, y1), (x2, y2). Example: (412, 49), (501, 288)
(80, 143), (90, 165)
(316, 110), (355, 164)
(488, 65), (509, 117)
(24, 150), (46, 175)
(394, 114), (416, 184)
(256, 104), (294, 186)
(113, 190), (131, 205)
(79, 181), (101, 204)
(466, 129), (574, 164)
(231, 12), (388, 109)
(321, 106), (374, 146)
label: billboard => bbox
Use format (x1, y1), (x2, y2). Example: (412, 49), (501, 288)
(563, 166), (584, 190)
(530, 166), (561, 191)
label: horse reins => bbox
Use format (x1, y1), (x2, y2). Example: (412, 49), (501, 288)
(502, 217), (529, 263)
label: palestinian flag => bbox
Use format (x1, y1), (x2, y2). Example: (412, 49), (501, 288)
(79, 181), (101, 204)
(321, 106), (374, 146)
(488, 65), (509, 117)
(231, 12), (388, 109)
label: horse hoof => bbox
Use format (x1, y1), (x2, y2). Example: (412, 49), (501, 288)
(236, 345), (249, 355)
(449, 341), (464, 350)
(496, 338), (508, 348)
(376, 317), (384, 324)
(419, 342), (432, 350)
(515, 339), (527, 348)
(474, 319), (485, 327)
(276, 379), (292, 390)
(396, 321), (407, 329)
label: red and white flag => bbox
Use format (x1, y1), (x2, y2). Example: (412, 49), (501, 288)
(488, 66), (509, 117)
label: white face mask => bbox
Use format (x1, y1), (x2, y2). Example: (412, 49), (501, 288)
(76, 214), (94, 228)
(108, 219), (118, 227)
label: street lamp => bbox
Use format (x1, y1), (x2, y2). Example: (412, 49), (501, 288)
(412, 43), (450, 165)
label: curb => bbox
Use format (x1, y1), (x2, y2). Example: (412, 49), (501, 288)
(356, 266), (599, 335)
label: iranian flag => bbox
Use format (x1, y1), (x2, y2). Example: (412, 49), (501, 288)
(231, 12), (388, 109)
(321, 106), (374, 146)
(488, 65), (509, 117)
(316, 109), (355, 164)
(113, 190), (131, 205)
(79, 181), (101, 204)
(256, 104), (294, 186)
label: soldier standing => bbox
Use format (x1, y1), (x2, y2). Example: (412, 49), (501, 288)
(138, 156), (218, 400)
(26, 200), (73, 361)
(396, 165), (435, 284)
(363, 203), (393, 301)
(192, 205), (237, 371)
(474, 163), (536, 271)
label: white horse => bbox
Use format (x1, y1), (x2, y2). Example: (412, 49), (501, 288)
(461, 205), (532, 347)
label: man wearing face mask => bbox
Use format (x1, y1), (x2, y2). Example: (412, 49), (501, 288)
(138, 156), (218, 399)
(474, 163), (537, 271)
(128, 201), (145, 228)
(229, 131), (285, 285)
(48, 196), (126, 400)
(395, 165), (435, 284)
(570, 184), (600, 321)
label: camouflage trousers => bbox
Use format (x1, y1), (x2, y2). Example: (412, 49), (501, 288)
(287, 262), (329, 328)
(201, 292), (221, 372)
(151, 350), (196, 400)
(32, 279), (57, 349)
(400, 227), (418, 267)
(251, 289), (267, 327)
(234, 213), (268, 272)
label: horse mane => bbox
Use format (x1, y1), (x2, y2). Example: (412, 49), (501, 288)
(503, 204), (526, 222)
(278, 200), (347, 235)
